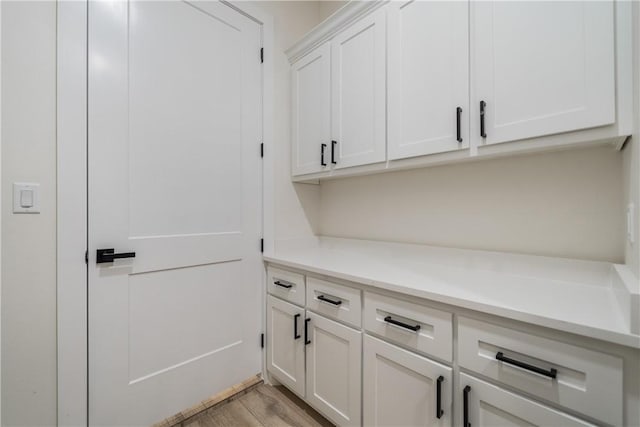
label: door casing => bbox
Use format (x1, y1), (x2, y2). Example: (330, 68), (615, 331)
(56, 2), (275, 425)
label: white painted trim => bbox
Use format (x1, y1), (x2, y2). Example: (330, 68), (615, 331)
(285, 0), (386, 63)
(57, 1), (88, 425)
(56, 1), (274, 424)
(0, 1), (3, 423)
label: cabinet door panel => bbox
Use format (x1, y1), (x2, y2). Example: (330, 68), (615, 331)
(306, 312), (361, 426)
(266, 295), (305, 397)
(388, 0), (469, 159)
(292, 42), (331, 176)
(472, 1), (615, 146)
(331, 7), (386, 169)
(363, 334), (452, 427)
(461, 374), (595, 427)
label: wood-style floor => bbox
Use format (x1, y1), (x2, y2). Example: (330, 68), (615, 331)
(180, 384), (334, 427)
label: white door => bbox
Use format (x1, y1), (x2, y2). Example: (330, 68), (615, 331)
(388, 0), (469, 160)
(266, 295), (306, 398)
(331, 7), (386, 169)
(88, 1), (262, 425)
(291, 42), (332, 176)
(305, 312), (362, 426)
(472, 1), (615, 146)
(363, 335), (452, 427)
(460, 374), (595, 427)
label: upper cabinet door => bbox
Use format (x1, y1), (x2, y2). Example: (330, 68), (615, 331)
(388, 1), (469, 160)
(292, 42), (331, 176)
(331, 7), (386, 170)
(472, 1), (615, 146)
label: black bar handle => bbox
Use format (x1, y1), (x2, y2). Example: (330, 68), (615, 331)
(318, 295), (342, 306)
(496, 352), (557, 379)
(456, 107), (463, 143)
(331, 140), (337, 164)
(384, 316), (420, 332)
(274, 280), (293, 289)
(294, 313), (301, 340)
(436, 375), (444, 419)
(96, 248), (136, 264)
(321, 143), (327, 166)
(463, 385), (471, 427)
(480, 100), (486, 138)
(305, 318), (311, 345)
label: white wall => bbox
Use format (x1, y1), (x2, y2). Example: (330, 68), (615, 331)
(623, 2), (640, 277)
(320, 146), (625, 262)
(1, 2), (58, 426)
(245, 1), (322, 243)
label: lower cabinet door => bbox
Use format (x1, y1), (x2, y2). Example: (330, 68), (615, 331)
(363, 334), (452, 427)
(305, 311), (362, 426)
(266, 295), (305, 397)
(460, 374), (596, 427)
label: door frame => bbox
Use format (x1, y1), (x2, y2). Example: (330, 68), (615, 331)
(56, 2), (274, 425)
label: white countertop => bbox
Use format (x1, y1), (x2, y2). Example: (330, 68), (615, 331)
(264, 237), (640, 349)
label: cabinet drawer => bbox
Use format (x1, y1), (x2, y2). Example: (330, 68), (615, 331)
(267, 267), (305, 306)
(460, 373), (595, 427)
(458, 317), (622, 426)
(364, 292), (452, 362)
(306, 277), (361, 328)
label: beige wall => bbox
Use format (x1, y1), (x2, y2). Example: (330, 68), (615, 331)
(1, 1), (58, 426)
(318, 0), (347, 21)
(320, 146), (625, 263)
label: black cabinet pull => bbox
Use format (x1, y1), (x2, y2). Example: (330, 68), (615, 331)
(384, 316), (420, 332)
(293, 313), (301, 340)
(318, 295), (342, 306)
(305, 318), (311, 345)
(463, 385), (471, 427)
(436, 376), (444, 419)
(274, 280), (293, 289)
(496, 352), (557, 379)
(479, 100), (486, 138)
(321, 143), (327, 166)
(96, 248), (136, 264)
(456, 107), (463, 143)
(331, 140), (337, 164)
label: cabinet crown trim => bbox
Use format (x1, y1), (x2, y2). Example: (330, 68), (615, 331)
(285, 0), (387, 63)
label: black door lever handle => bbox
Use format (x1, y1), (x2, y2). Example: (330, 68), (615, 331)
(97, 248), (136, 264)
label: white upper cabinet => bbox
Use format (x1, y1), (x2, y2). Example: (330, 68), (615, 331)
(471, 1), (616, 146)
(331, 7), (386, 170)
(388, 0), (469, 160)
(291, 42), (331, 176)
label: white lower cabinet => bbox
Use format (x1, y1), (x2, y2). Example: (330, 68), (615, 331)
(266, 295), (305, 397)
(363, 334), (452, 427)
(306, 312), (362, 426)
(460, 374), (595, 427)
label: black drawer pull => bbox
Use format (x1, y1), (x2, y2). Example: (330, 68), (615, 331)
(479, 100), (486, 138)
(463, 385), (471, 427)
(496, 352), (557, 379)
(293, 313), (301, 340)
(436, 375), (444, 419)
(305, 318), (311, 345)
(318, 295), (342, 306)
(384, 316), (420, 332)
(331, 140), (337, 164)
(321, 143), (327, 166)
(456, 107), (463, 143)
(273, 280), (293, 289)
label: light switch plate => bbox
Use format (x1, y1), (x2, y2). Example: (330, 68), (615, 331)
(13, 182), (40, 214)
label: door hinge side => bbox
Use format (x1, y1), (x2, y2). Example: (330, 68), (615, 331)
(85, 250), (88, 264)
(260, 142), (264, 158)
(260, 47), (264, 63)
(260, 238), (264, 253)
(261, 333), (265, 349)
